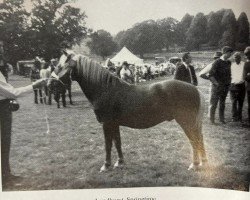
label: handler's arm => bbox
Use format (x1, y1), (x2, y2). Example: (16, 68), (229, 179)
(0, 81), (33, 99)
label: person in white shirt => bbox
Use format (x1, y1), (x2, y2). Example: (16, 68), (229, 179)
(120, 61), (134, 84)
(230, 52), (245, 122)
(40, 63), (51, 104)
(0, 71), (46, 183)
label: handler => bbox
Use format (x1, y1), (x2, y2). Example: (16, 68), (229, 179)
(0, 70), (47, 183)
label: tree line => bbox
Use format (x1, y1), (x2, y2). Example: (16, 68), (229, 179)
(114, 9), (249, 58)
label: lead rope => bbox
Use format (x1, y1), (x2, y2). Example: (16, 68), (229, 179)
(40, 77), (66, 134)
(41, 88), (50, 134)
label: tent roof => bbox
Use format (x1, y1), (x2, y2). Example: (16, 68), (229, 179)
(111, 47), (143, 65)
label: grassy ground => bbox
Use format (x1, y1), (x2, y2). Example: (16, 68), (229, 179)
(2, 73), (250, 191)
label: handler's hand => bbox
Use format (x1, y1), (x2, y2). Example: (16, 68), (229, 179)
(32, 78), (48, 89)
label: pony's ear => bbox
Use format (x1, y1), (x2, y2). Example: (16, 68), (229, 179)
(62, 50), (68, 56)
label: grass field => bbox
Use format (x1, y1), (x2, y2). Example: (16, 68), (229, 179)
(2, 72), (250, 191)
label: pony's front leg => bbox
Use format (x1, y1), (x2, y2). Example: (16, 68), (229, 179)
(113, 125), (124, 169)
(54, 93), (60, 108)
(100, 122), (113, 172)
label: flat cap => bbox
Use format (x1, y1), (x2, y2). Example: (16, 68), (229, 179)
(222, 46), (233, 54)
(233, 51), (241, 58)
(244, 46), (250, 56)
(213, 51), (222, 59)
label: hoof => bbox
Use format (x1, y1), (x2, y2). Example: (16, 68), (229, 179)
(188, 163), (200, 171)
(113, 160), (124, 169)
(100, 163), (111, 173)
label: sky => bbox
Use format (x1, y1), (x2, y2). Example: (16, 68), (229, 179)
(76, 0), (250, 35)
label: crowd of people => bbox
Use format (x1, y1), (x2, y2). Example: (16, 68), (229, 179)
(106, 60), (159, 84)
(174, 46), (250, 127)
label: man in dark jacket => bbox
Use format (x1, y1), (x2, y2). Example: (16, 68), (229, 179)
(208, 46), (233, 124)
(174, 52), (198, 86)
(243, 46), (250, 125)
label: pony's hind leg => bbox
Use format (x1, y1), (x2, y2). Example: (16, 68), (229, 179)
(175, 116), (204, 170)
(186, 125), (208, 170)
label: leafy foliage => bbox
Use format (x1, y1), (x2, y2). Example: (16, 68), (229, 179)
(236, 12), (249, 50)
(219, 9), (237, 48)
(30, 0), (88, 61)
(176, 13), (193, 46)
(87, 29), (117, 59)
(0, 0), (30, 65)
(0, 0), (88, 64)
(186, 13), (207, 50)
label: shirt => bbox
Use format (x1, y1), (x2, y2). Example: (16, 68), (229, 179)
(40, 69), (51, 79)
(0, 71), (33, 100)
(120, 68), (131, 79)
(231, 61), (245, 84)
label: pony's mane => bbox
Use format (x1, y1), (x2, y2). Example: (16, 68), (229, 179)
(74, 54), (129, 90)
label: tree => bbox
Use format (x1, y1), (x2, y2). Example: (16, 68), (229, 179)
(0, 0), (30, 65)
(116, 20), (161, 58)
(219, 9), (237, 48)
(87, 30), (117, 60)
(30, 0), (88, 61)
(156, 17), (179, 51)
(236, 12), (249, 50)
(186, 12), (207, 50)
(176, 13), (194, 46)
(206, 11), (224, 46)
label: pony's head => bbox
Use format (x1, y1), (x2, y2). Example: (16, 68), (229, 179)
(48, 49), (77, 89)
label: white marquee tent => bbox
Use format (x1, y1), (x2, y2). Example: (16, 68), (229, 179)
(110, 47), (143, 66)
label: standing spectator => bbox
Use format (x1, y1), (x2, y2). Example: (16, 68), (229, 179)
(40, 62), (51, 104)
(30, 57), (43, 104)
(199, 52), (222, 79)
(0, 70), (47, 183)
(230, 52), (245, 122)
(120, 61), (134, 83)
(208, 46), (233, 124)
(174, 52), (198, 86)
(243, 46), (250, 126)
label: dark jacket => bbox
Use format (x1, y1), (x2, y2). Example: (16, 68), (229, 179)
(243, 60), (250, 91)
(209, 58), (231, 85)
(174, 64), (198, 86)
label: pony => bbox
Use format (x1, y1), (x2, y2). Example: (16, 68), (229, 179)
(48, 65), (73, 108)
(50, 51), (208, 172)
